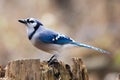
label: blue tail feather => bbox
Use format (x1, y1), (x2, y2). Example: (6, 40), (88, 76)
(71, 42), (110, 54)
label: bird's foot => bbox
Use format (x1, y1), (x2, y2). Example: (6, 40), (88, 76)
(47, 54), (59, 67)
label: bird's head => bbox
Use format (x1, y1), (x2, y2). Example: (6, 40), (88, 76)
(18, 18), (43, 28)
(18, 18), (43, 39)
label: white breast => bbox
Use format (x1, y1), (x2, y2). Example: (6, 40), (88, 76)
(30, 33), (63, 53)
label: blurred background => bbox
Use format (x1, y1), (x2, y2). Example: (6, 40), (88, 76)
(0, 0), (120, 80)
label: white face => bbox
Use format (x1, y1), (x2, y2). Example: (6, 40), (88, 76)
(25, 18), (36, 36)
(26, 18), (37, 28)
(18, 18), (43, 37)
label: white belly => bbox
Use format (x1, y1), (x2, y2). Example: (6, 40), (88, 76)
(30, 37), (63, 53)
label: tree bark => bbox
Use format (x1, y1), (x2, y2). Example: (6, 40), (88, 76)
(0, 58), (88, 80)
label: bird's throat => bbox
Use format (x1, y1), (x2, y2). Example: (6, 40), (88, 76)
(28, 24), (40, 40)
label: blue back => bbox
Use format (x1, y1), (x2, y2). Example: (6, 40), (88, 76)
(39, 30), (73, 45)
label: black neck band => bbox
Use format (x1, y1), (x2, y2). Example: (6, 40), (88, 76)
(28, 24), (40, 40)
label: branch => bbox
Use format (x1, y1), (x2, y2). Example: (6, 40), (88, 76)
(0, 58), (89, 80)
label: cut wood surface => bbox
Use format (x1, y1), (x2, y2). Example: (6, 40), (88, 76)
(0, 58), (88, 80)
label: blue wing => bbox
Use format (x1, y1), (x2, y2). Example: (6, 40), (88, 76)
(38, 30), (110, 54)
(53, 34), (73, 44)
(39, 31), (73, 45)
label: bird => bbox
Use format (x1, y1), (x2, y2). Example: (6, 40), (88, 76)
(18, 18), (110, 60)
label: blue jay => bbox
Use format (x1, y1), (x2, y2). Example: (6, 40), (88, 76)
(18, 18), (110, 56)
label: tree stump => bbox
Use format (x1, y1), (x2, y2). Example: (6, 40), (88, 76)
(0, 58), (88, 80)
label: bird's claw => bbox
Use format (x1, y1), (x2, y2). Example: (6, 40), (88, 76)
(47, 55), (59, 67)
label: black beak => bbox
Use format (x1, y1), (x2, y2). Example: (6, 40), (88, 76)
(18, 19), (26, 24)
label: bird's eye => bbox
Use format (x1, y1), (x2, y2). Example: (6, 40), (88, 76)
(29, 20), (34, 23)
